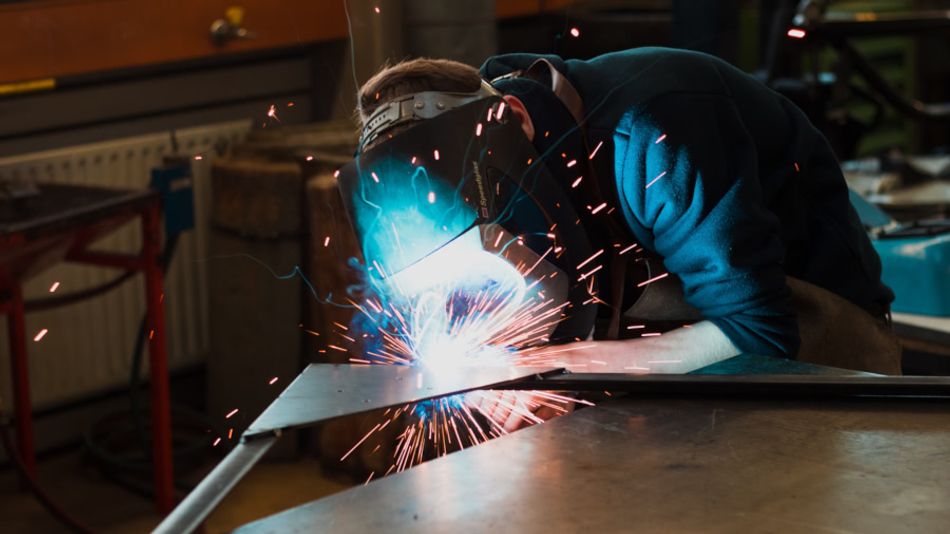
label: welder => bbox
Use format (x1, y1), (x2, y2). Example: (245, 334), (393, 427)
(341, 48), (902, 375)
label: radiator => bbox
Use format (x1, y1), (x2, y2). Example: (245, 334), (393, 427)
(0, 120), (251, 410)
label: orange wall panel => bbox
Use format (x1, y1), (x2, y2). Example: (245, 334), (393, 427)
(0, 0), (348, 85)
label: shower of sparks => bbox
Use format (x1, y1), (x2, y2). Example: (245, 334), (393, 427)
(336, 226), (600, 476)
(49, 281), (60, 293)
(33, 329), (48, 342)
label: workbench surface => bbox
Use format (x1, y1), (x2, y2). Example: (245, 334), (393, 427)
(237, 393), (950, 533)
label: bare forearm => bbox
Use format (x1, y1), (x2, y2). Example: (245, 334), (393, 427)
(550, 321), (741, 373)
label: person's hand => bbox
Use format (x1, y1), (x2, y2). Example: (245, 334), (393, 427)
(522, 321), (742, 374)
(520, 340), (654, 373)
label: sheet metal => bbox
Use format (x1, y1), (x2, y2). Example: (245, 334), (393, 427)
(235, 396), (950, 533)
(244, 364), (560, 438)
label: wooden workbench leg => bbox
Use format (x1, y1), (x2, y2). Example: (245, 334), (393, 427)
(7, 283), (35, 480)
(142, 202), (175, 514)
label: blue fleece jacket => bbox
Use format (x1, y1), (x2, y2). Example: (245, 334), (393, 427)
(481, 47), (893, 358)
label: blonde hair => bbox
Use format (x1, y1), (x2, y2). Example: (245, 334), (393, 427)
(357, 58), (483, 126)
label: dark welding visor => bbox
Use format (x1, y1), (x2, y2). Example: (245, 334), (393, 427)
(337, 94), (598, 341)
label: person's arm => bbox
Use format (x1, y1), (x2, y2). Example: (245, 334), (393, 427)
(548, 320), (740, 373)
(556, 92), (799, 371)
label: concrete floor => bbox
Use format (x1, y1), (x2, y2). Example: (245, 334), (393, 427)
(0, 448), (352, 533)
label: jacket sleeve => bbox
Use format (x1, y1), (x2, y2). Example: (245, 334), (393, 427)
(614, 93), (800, 357)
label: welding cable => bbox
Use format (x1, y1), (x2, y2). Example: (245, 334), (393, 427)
(0, 411), (95, 534)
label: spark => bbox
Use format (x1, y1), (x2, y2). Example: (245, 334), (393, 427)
(619, 243), (637, 255)
(225, 408), (239, 419)
(641, 333), (662, 337)
(334, 170), (341, 178)
(213, 437), (221, 447)
(193, 155), (203, 161)
(433, 149), (440, 160)
(571, 176), (583, 188)
(637, 272), (669, 287)
(591, 202), (607, 214)
(269, 376), (279, 385)
(324, 236), (331, 247)
(33, 329), (48, 342)
(371, 171), (380, 183)
(267, 104), (280, 121)
(787, 28), (806, 39)
(577, 249), (604, 270)
(48, 282), (60, 293)
(428, 191), (436, 203)
(306, 155), (314, 162)
(569, 27), (580, 37)
(566, 159), (577, 168)
(654, 133), (667, 144)
(496, 102), (506, 120)
(287, 101), (295, 107)
(374, 5), (380, 13)
(578, 264), (603, 281)
(645, 171), (667, 189)
(475, 123), (483, 137)
(588, 140), (604, 159)
(794, 162), (800, 172)
(228, 428), (234, 440)
(626, 324), (645, 330)
(648, 359), (681, 364)
(149, 329), (155, 340)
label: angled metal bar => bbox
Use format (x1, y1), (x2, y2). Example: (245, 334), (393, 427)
(153, 435), (278, 534)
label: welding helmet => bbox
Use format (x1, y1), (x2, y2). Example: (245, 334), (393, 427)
(337, 74), (599, 344)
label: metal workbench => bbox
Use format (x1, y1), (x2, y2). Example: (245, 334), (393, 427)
(156, 355), (950, 533)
